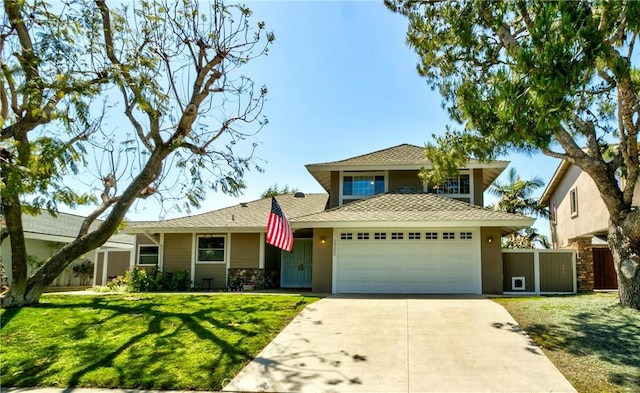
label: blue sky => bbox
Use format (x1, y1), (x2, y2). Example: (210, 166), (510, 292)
(67, 1), (560, 236)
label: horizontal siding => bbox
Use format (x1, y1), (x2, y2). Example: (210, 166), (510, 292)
(195, 264), (226, 289)
(540, 253), (574, 292)
(163, 233), (192, 273)
(230, 233), (260, 268)
(502, 253), (535, 292)
(388, 170), (423, 192)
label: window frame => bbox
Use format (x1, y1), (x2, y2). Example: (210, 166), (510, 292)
(551, 201), (557, 224)
(196, 235), (226, 264)
(340, 171), (387, 204)
(138, 245), (159, 266)
(570, 188), (578, 217)
(427, 171), (472, 198)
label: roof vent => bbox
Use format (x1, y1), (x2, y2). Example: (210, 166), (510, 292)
(239, 202), (248, 207)
(294, 192), (306, 198)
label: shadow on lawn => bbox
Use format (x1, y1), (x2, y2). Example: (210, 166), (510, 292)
(2, 296), (272, 390)
(522, 303), (640, 389)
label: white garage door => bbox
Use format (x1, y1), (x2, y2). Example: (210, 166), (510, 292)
(336, 229), (480, 294)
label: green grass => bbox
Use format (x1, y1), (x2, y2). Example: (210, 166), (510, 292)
(0, 293), (319, 390)
(494, 293), (640, 393)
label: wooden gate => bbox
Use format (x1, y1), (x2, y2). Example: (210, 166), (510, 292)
(593, 248), (618, 290)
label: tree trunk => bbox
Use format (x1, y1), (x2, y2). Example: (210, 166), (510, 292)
(608, 219), (640, 310)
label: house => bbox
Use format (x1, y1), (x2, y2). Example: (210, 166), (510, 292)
(540, 159), (640, 291)
(126, 144), (535, 294)
(0, 211), (134, 288)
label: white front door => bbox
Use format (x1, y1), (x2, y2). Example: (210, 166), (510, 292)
(281, 239), (312, 288)
(335, 229), (480, 293)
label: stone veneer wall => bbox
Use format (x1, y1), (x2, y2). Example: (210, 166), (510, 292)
(570, 236), (594, 292)
(226, 268), (280, 291)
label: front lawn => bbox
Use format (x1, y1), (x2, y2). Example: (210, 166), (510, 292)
(494, 293), (640, 393)
(0, 293), (318, 390)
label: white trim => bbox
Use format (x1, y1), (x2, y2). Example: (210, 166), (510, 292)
(292, 219), (535, 229)
(102, 249), (109, 286)
(143, 232), (161, 246)
(137, 244), (160, 267)
(195, 234), (227, 264)
(339, 171), (387, 206)
(190, 233), (197, 283)
(129, 238), (136, 268)
(18, 232), (132, 249)
(158, 233), (165, 271)
(534, 252), (541, 294)
(259, 232), (265, 269)
(570, 187), (579, 217)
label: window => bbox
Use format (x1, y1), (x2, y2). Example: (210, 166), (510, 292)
(460, 232), (473, 240)
(570, 188), (578, 217)
(551, 201), (557, 224)
(408, 232), (421, 240)
(391, 232), (404, 240)
(197, 236), (225, 263)
(429, 174), (470, 195)
(138, 245), (159, 266)
(343, 175), (385, 197)
(443, 232), (455, 240)
(357, 232), (370, 240)
(340, 232), (353, 240)
(424, 232), (438, 240)
(374, 232), (386, 240)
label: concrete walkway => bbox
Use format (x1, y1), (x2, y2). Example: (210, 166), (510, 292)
(223, 295), (577, 393)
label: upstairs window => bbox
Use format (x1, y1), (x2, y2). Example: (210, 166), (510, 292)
(429, 174), (470, 195)
(343, 175), (385, 197)
(570, 188), (578, 217)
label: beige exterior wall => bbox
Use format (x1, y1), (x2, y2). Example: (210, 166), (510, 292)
(230, 233), (260, 269)
(473, 169), (484, 207)
(329, 171), (340, 208)
(312, 228), (333, 293)
(548, 165), (610, 247)
(502, 252), (535, 292)
(388, 170), (423, 192)
(195, 263), (226, 289)
(480, 227), (503, 294)
(163, 233), (192, 272)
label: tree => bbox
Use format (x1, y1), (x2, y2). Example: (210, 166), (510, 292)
(487, 167), (549, 249)
(0, 0), (274, 308)
(260, 184), (299, 198)
(387, 1), (640, 308)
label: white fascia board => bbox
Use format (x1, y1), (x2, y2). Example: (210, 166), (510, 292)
(24, 232), (133, 249)
(291, 219), (535, 229)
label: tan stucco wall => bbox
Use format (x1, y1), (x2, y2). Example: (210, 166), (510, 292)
(312, 228), (333, 293)
(480, 227), (503, 294)
(548, 164), (610, 247)
(388, 170), (423, 192)
(230, 233), (260, 268)
(163, 233), (192, 272)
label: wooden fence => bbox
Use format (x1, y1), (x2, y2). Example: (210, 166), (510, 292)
(502, 249), (576, 295)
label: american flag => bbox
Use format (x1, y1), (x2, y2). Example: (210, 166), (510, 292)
(266, 197), (294, 252)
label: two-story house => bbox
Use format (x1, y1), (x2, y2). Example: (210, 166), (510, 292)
(540, 159), (640, 291)
(126, 144), (533, 294)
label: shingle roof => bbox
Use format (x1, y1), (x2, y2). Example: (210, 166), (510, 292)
(291, 192), (534, 234)
(305, 143), (509, 192)
(126, 193), (330, 232)
(313, 144), (428, 166)
(19, 210), (133, 246)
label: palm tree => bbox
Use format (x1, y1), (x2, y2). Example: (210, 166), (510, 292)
(487, 167), (549, 218)
(488, 168), (549, 248)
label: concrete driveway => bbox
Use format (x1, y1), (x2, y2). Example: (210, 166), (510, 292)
(223, 295), (576, 393)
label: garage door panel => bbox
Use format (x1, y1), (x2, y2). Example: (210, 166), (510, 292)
(336, 230), (479, 294)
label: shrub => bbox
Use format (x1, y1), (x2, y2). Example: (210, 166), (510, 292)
(123, 267), (192, 292)
(72, 259), (95, 285)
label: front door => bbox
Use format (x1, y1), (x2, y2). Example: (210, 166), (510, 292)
(281, 239), (312, 288)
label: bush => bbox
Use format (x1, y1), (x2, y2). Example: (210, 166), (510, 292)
(72, 259), (95, 285)
(123, 267), (192, 292)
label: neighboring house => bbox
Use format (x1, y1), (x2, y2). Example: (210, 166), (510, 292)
(127, 144), (535, 294)
(540, 159), (640, 291)
(0, 211), (134, 287)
